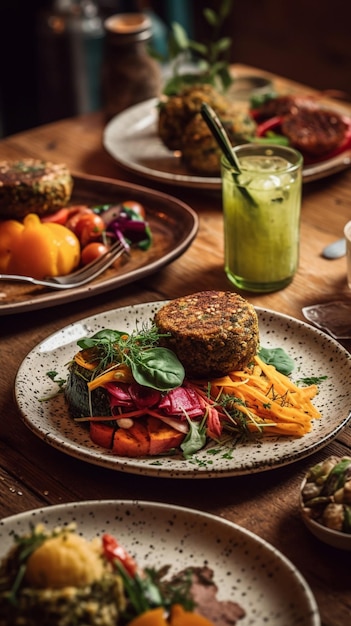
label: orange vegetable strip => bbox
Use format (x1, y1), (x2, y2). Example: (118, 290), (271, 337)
(87, 364), (133, 391)
(206, 356), (322, 437)
(75, 409), (146, 422)
(247, 422), (309, 436)
(74, 352), (97, 370)
(228, 385), (314, 422)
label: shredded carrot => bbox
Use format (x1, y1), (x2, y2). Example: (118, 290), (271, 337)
(195, 354), (321, 439)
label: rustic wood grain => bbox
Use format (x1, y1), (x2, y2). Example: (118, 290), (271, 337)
(1, 66), (351, 626)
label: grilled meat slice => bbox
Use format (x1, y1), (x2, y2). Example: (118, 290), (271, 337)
(252, 94), (318, 121)
(169, 566), (245, 625)
(281, 108), (348, 156)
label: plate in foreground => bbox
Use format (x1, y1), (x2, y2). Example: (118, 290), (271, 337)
(14, 301), (351, 478)
(0, 500), (320, 626)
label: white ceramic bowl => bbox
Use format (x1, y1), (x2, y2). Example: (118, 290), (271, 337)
(300, 474), (351, 551)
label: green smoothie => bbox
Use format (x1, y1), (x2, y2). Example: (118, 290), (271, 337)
(221, 144), (303, 292)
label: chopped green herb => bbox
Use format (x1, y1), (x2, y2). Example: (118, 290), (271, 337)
(297, 375), (328, 386)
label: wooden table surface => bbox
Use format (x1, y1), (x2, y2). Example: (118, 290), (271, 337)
(1, 66), (351, 626)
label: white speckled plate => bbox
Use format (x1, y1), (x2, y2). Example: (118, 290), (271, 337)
(0, 500), (320, 625)
(15, 302), (351, 478)
(103, 98), (351, 188)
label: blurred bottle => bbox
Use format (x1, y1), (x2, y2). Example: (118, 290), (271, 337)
(37, 0), (104, 122)
(102, 12), (161, 120)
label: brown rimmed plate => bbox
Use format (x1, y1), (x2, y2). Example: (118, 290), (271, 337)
(0, 173), (198, 315)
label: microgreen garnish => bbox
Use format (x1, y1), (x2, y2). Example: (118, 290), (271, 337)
(40, 370), (67, 401)
(297, 375), (328, 386)
(46, 370), (66, 388)
(77, 325), (185, 391)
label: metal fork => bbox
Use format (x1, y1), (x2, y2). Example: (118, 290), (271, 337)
(0, 239), (128, 290)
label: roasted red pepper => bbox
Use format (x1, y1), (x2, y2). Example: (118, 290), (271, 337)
(102, 533), (138, 576)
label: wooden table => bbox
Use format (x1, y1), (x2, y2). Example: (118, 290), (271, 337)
(1, 66), (351, 626)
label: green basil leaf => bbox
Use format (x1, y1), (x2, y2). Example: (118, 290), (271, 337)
(77, 330), (127, 350)
(129, 348), (185, 391)
(92, 330), (127, 342)
(181, 419), (207, 458)
(258, 346), (295, 375)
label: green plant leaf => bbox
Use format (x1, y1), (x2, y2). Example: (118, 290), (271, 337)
(203, 8), (219, 26)
(161, 0), (234, 94)
(212, 37), (232, 53)
(216, 66), (234, 90)
(171, 21), (190, 50)
(258, 347), (296, 376)
(219, 0), (234, 18)
(181, 417), (207, 457)
(129, 347), (185, 391)
(188, 40), (208, 56)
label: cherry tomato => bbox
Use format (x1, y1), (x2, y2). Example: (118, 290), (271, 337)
(65, 207), (94, 232)
(80, 242), (109, 266)
(71, 213), (106, 247)
(121, 200), (146, 219)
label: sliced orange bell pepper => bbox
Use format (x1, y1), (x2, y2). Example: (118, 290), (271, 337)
(0, 213), (80, 279)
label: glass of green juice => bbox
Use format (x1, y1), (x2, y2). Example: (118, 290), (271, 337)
(221, 143), (303, 293)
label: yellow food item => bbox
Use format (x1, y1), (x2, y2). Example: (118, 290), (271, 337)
(127, 604), (214, 626)
(0, 212), (80, 278)
(170, 604), (214, 626)
(127, 607), (167, 626)
(25, 531), (105, 589)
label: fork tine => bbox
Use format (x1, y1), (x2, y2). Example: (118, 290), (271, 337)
(56, 239), (125, 281)
(0, 240), (128, 290)
(54, 239), (128, 286)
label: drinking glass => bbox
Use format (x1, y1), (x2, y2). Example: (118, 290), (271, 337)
(221, 144), (303, 292)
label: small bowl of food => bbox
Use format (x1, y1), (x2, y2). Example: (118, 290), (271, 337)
(300, 455), (351, 550)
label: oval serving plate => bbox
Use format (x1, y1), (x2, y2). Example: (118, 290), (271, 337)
(0, 173), (198, 315)
(103, 98), (351, 189)
(0, 500), (320, 626)
(14, 302), (351, 479)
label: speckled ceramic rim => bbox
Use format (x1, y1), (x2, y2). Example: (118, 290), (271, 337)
(0, 499), (321, 626)
(14, 302), (351, 479)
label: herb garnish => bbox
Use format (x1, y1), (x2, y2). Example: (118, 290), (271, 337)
(77, 325), (185, 392)
(297, 375), (328, 386)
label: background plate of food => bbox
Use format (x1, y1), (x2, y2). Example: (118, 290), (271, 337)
(0, 173), (198, 315)
(0, 499), (320, 626)
(14, 299), (351, 478)
(103, 90), (351, 189)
